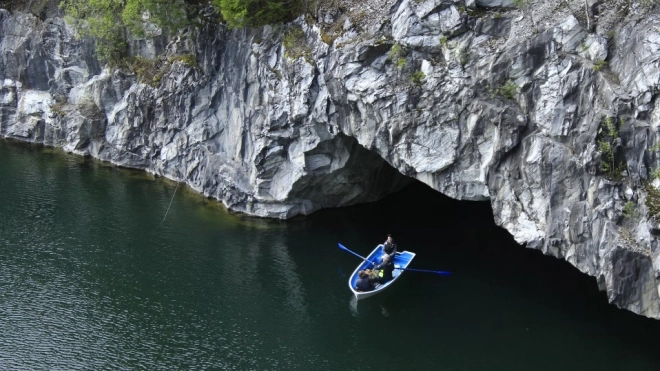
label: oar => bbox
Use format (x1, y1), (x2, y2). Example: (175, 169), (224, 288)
(338, 243), (451, 275)
(337, 243), (375, 265)
(396, 267), (452, 276)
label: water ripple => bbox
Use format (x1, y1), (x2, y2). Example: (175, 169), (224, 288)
(3, 141), (660, 370)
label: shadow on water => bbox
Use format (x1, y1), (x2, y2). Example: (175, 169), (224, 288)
(297, 180), (660, 369)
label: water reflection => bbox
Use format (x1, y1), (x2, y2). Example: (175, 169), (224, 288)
(349, 296), (358, 317)
(270, 240), (309, 323)
(347, 295), (392, 318)
(4, 139), (660, 371)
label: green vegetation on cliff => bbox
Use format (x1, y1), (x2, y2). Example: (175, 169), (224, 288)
(597, 116), (626, 180)
(61, 0), (128, 62)
(61, 0), (192, 62)
(213, 0), (297, 29)
(60, 0), (301, 62)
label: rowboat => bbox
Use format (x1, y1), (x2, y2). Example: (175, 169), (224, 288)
(348, 244), (416, 300)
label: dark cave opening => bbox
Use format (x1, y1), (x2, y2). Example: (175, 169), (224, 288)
(304, 177), (660, 338)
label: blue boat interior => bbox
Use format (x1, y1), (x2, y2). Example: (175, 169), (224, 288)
(350, 244), (415, 291)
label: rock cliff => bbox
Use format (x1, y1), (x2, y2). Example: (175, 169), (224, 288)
(1, 0), (660, 318)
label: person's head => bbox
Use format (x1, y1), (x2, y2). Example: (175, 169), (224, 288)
(387, 234), (393, 243)
(358, 270), (367, 278)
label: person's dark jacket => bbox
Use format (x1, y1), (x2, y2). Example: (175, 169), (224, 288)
(383, 241), (397, 256)
(375, 259), (394, 283)
(356, 276), (374, 291)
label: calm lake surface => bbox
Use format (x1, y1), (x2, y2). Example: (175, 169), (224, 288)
(1, 139), (660, 370)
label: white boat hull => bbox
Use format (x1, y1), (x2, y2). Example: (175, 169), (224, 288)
(347, 244), (416, 300)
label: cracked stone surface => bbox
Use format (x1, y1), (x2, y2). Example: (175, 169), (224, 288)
(2, 0), (660, 318)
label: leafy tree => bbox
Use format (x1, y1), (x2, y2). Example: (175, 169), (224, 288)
(61, 0), (128, 63)
(61, 0), (195, 62)
(212, 0), (296, 29)
(61, 0), (300, 62)
(121, 0), (189, 37)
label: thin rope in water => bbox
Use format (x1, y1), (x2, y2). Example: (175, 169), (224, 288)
(161, 182), (180, 225)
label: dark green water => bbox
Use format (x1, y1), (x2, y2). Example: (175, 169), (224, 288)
(1, 139), (660, 371)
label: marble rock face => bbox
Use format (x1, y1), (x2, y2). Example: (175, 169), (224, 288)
(1, 0), (660, 319)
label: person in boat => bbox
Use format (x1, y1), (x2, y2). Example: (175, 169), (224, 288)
(373, 254), (394, 284)
(364, 268), (378, 282)
(383, 234), (397, 258)
(355, 270), (375, 292)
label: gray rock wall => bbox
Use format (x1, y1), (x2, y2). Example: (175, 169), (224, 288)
(1, 0), (660, 318)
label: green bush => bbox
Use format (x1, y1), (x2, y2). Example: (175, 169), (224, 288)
(213, 0), (296, 29)
(499, 80), (518, 99)
(646, 184), (660, 221)
(61, 0), (128, 62)
(283, 27), (303, 49)
(283, 26), (311, 61)
(62, 0), (298, 63)
(125, 56), (164, 86)
(410, 71), (425, 86)
(388, 43), (404, 60)
(454, 47), (470, 66)
(593, 59), (607, 72)
(650, 168), (660, 180)
(623, 201), (636, 219)
(597, 116), (626, 179)
(321, 30), (340, 45)
(387, 43), (408, 68)
(61, 0), (192, 63)
(169, 54), (197, 67)
(122, 0), (189, 38)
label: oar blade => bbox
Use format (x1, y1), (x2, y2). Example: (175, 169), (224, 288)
(337, 243), (367, 261)
(402, 267), (452, 276)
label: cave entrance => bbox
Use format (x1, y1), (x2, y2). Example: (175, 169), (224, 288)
(289, 134), (413, 213)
